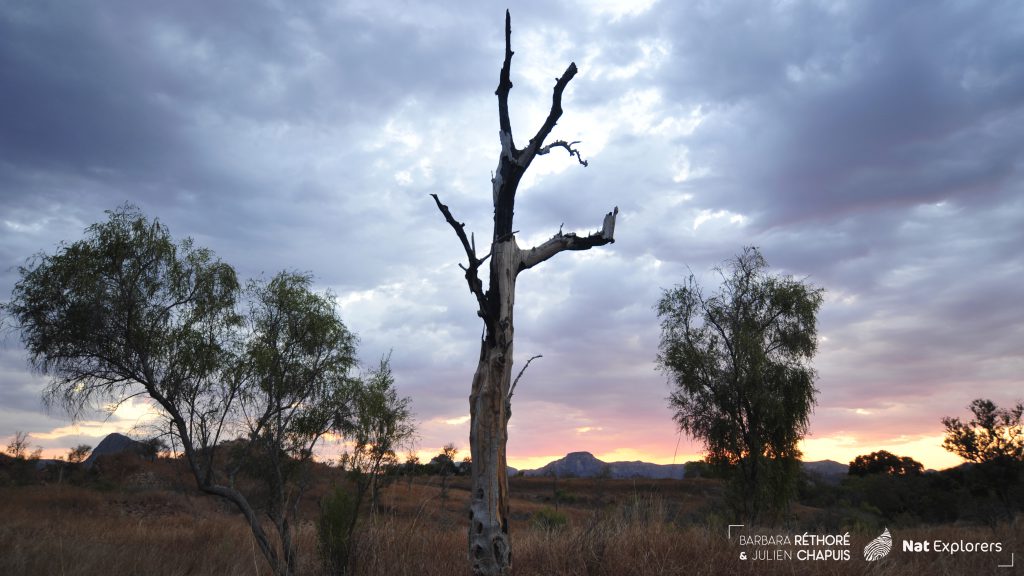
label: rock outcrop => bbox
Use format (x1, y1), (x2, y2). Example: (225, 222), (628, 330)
(83, 433), (146, 469)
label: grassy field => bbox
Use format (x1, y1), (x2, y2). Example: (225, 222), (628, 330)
(0, 464), (1019, 575)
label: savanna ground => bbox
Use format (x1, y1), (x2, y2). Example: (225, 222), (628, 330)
(1, 457), (1020, 576)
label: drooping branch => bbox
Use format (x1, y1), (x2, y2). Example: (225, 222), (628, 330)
(519, 207), (618, 272)
(430, 193), (489, 321)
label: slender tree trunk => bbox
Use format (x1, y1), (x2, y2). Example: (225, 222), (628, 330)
(433, 11), (617, 576)
(467, 241), (518, 574)
(467, 345), (514, 572)
(156, 399), (286, 575)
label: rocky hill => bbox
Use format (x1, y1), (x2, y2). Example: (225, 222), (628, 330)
(802, 459), (848, 477)
(801, 459), (848, 484)
(83, 433), (146, 469)
(521, 451), (687, 480)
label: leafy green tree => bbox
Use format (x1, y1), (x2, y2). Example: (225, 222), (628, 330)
(4, 431), (40, 460)
(320, 355), (414, 574)
(236, 271), (359, 575)
(657, 247), (823, 523)
(66, 444), (92, 464)
(318, 485), (359, 576)
(942, 398), (1023, 511)
(2, 431), (42, 485)
(942, 399), (1024, 465)
(432, 443), (459, 475)
(402, 452), (421, 489)
(435, 443), (459, 508)
(4, 206), (360, 576)
(342, 354), (415, 502)
(7, 205), (240, 422)
(849, 451), (923, 477)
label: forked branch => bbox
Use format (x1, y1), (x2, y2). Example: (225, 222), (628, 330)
(495, 9), (581, 171)
(430, 193), (489, 320)
(519, 63), (579, 168)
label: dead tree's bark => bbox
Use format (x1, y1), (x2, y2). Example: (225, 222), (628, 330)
(433, 11), (617, 576)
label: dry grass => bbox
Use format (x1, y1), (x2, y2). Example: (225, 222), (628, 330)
(353, 485), (1022, 576)
(0, 485), (268, 575)
(1, 473), (1020, 576)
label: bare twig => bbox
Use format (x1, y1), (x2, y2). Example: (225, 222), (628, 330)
(508, 354), (542, 403)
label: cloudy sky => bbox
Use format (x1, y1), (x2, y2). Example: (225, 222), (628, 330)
(1, 0), (1021, 470)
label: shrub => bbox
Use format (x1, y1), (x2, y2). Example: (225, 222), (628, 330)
(318, 486), (358, 575)
(531, 506), (568, 531)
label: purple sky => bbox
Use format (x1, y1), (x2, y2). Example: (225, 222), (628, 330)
(1, 0), (1022, 470)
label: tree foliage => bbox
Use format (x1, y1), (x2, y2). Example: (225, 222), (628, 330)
(942, 398), (1024, 465)
(433, 442), (460, 508)
(657, 247), (823, 522)
(849, 450), (923, 477)
(942, 398), (1023, 511)
(233, 271), (359, 574)
(67, 444), (92, 464)
(324, 355), (414, 575)
(4, 431), (41, 461)
(4, 205), (407, 576)
(341, 354), (415, 519)
(8, 205), (240, 422)
(343, 354), (415, 481)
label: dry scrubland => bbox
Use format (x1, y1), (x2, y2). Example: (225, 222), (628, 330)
(1, 461), (1020, 576)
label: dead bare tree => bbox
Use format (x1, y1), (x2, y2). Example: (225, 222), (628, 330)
(432, 11), (617, 576)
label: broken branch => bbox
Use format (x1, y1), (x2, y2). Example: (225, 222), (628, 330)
(430, 193), (490, 319)
(496, 9), (515, 142)
(518, 207), (618, 272)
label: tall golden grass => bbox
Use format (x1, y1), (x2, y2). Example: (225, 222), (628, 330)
(0, 478), (1019, 575)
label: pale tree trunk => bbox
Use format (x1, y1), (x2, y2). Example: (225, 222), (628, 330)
(432, 11), (618, 576)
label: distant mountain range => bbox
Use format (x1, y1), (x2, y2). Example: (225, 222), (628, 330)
(519, 451), (850, 480)
(48, 434), (854, 481)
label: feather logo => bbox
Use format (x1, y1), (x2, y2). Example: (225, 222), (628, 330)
(863, 527), (893, 561)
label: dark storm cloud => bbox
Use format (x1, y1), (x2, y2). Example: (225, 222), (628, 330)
(0, 1), (494, 174)
(0, 0), (512, 301)
(0, 0), (495, 216)
(644, 0), (1024, 226)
